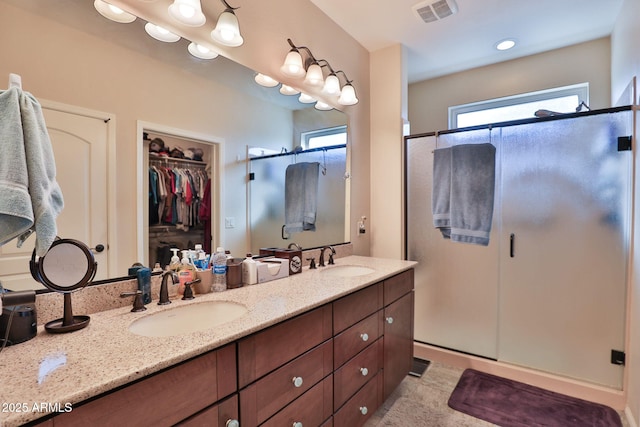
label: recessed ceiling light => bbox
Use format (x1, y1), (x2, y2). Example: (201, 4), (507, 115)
(495, 39), (516, 51)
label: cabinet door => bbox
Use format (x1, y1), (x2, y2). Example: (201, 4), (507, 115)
(261, 375), (333, 427)
(383, 292), (414, 400)
(499, 112), (631, 388)
(176, 394), (239, 427)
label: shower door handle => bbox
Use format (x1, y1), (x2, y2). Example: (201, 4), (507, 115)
(510, 233), (515, 258)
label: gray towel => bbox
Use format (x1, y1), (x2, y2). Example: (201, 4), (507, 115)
(284, 162), (319, 233)
(0, 87), (64, 256)
(432, 143), (496, 246)
(432, 147), (452, 239)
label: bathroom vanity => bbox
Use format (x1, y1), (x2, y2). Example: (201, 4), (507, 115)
(0, 256), (415, 427)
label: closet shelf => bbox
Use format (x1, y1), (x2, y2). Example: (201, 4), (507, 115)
(149, 155), (207, 168)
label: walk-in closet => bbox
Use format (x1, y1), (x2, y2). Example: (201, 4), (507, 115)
(145, 132), (213, 269)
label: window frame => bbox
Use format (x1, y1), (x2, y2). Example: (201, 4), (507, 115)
(448, 83), (589, 129)
(301, 125), (348, 149)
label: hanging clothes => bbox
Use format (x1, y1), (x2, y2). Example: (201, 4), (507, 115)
(148, 161), (208, 230)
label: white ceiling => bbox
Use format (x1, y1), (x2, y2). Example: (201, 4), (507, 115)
(309, 0), (624, 83)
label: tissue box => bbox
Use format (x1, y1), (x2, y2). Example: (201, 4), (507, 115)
(256, 257), (289, 283)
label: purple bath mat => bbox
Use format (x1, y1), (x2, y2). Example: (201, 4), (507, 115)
(448, 369), (622, 427)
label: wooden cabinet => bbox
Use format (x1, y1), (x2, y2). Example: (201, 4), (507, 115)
(382, 269), (415, 399)
(53, 343), (237, 427)
(42, 268), (414, 427)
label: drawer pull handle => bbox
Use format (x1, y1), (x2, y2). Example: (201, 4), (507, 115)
(226, 420), (240, 427)
(292, 376), (304, 388)
(293, 423), (303, 427)
(360, 367), (369, 376)
(360, 333), (369, 342)
(359, 406), (368, 415)
(386, 316), (394, 324)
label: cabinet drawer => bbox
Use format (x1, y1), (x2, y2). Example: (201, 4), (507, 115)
(53, 344), (236, 427)
(333, 283), (382, 334)
(240, 340), (333, 426)
(238, 304), (332, 388)
(334, 338), (382, 409)
(334, 311), (382, 369)
(383, 269), (414, 306)
(333, 371), (382, 427)
(261, 375), (333, 427)
(176, 394), (238, 427)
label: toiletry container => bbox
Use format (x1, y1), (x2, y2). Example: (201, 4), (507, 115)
(178, 254), (196, 295)
(226, 258), (243, 289)
(136, 267), (152, 304)
(242, 253), (257, 285)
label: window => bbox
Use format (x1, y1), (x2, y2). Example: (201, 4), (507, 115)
(449, 83), (589, 129)
(301, 125), (347, 149)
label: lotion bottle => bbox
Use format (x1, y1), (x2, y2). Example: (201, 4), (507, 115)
(242, 253), (257, 285)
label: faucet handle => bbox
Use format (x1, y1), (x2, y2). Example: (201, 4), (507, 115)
(328, 252), (335, 265)
(120, 290), (147, 312)
(182, 279), (200, 300)
(307, 257), (316, 269)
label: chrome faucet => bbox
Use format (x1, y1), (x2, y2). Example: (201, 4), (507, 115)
(158, 270), (178, 305)
(318, 246), (336, 267)
(287, 242), (302, 251)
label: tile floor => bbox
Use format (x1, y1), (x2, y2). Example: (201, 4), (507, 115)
(365, 361), (630, 427)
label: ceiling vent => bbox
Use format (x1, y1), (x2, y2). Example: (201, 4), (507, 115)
(412, 0), (458, 23)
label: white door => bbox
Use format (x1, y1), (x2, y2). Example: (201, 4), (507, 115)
(0, 104), (109, 291)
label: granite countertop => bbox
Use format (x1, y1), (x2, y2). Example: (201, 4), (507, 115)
(0, 255), (416, 426)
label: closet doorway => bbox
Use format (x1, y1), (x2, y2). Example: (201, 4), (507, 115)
(136, 121), (222, 270)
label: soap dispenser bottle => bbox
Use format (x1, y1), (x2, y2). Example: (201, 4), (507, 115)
(169, 248), (181, 271)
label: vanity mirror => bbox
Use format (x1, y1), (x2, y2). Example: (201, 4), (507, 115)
(1, 0), (350, 292)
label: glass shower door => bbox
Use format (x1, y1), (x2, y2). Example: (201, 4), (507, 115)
(498, 111), (631, 388)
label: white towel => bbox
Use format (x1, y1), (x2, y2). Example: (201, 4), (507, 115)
(0, 87), (64, 256)
(284, 162), (319, 233)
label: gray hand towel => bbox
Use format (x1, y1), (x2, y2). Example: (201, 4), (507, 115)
(284, 162), (319, 233)
(432, 143), (496, 246)
(0, 87), (64, 256)
(432, 147), (452, 239)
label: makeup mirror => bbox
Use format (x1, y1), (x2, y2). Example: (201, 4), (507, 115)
(30, 239), (96, 333)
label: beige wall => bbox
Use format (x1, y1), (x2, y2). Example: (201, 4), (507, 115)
(408, 37), (612, 134)
(612, 0), (640, 423)
(370, 45), (407, 259)
(0, 0), (370, 274)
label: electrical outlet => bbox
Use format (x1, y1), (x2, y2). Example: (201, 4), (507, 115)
(225, 217), (236, 229)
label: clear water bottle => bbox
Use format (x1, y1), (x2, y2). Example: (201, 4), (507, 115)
(211, 247), (227, 292)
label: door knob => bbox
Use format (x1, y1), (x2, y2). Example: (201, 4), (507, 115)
(91, 244), (105, 253)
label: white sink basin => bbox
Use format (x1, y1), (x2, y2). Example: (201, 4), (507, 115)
(128, 301), (248, 337)
(320, 265), (375, 277)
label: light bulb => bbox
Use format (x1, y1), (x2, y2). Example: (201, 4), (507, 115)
(94, 0), (136, 23)
(144, 23), (180, 42)
(280, 85), (300, 96)
(338, 84), (359, 106)
(304, 63), (324, 87)
(168, 0), (206, 26)
(315, 101), (333, 111)
(298, 93), (316, 104)
(211, 10), (243, 47)
(322, 74), (340, 95)
(188, 42), (218, 59)
(255, 74), (279, 88)
(280, 50), (305, 78)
